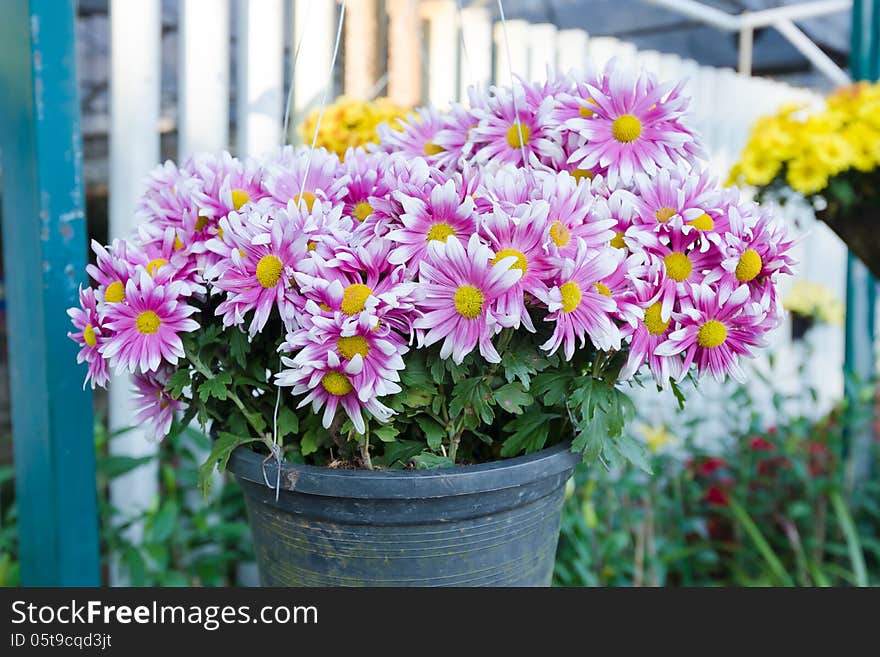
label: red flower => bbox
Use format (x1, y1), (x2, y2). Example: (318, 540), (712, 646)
(705, 485), (730, 506)
(807, 441), (832, 476)
(696, 457), (727, 477)
(749, 436), (776, 452)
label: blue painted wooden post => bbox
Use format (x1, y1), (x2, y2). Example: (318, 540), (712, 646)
(845, 0), (880, 482)
(0, 0), (100, 585)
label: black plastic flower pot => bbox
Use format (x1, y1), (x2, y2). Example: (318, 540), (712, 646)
(228, 442), (580, 587)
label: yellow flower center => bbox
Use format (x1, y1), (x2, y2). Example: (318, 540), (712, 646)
(594, 282), (612, 297)
(231, 188), (250, 211)
(217, 227), (224, 240)
(146, 258), (168, 277)
(194, 215), (211, 231)
(83, 323), (97, 347)
(689, 213), (715, 231)
(255, 254), (283, 288)
(549, 220), (571, 247)
(173, 235), (184, 251)
(337, 335), (370, 360)
(319, 302), (332, 312)
(492, 248), (528, 274)
(453, 285), (484, 319)
(423, 140), (445, 156)
(426, 222), (456, 242)
(506, 122), (531, 149)
(655, 207), (677, 223)
(104, 281), (125, 303)
(307, 241), (317, 252)
(353, 201), (374, 222)
(579, 99), (598, 117)
(664, 252), (692, 282)
(612, 114), (642, 143)
(697, 320), (728, 348)
(643, 302), (670, 336)
(135, 310), (161, 335)
(572, 168), (593, 183)
(293, 191), (317, 211)
(735, 248), (763, 282)
(610, 231), (626, 249)
(321, 371), (353, 396)
(559, 281), (582, 313)
(341, 283), (373, 315)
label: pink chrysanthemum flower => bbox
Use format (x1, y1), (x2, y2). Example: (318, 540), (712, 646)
(387, 178), (477, 267)
(595, 252), (643, 328)
(367, 155), (442, 236)
(67, 285), (111, 389)
(479, 165), (535, 211)
(471, 84), (565, 169)
(261, 146), (349, 210)
(414, 234), (522, 364)
(566, 64), (702, 187)
(632, 165), (722, 239)
(655, 282), (766, 383)
(599, 188), (656, 254)
(479, 203), (554, 331)
(282, 311), (407, 404)
(212, 207), (310, 336)
(618, 269), (682, 387)
(340, 148), (392, 241)
(100, 270), (199, 373)
(376, 106), (454, 169)
(644, 230), (720, 320)
(709, 201), (796, 303)
(539, 240), (622, 359)
(536, 171), (616, 254)
(277, 348), (394, 434)
(136, 160), (208, 229)
(87, 239), (144, 306)
(432, 100), (482, 171)
(183, 150), (265, 220)
(132, 365), (183, 441)
(552, 65), (606, 126)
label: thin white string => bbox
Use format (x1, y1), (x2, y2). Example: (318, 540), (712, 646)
(268, 0), (348, 502)
(454, 0), (474, 95)
(281, 0), (314, 146)
(495, 0), (530, 171)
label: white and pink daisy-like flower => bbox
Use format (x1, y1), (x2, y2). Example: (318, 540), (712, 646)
(87, 239), (142, 306)
(67, 285), (111, 389)
(566, 64), (702, 187)
(655, 282), (767, 383)
(471, 84), (565, 169)
(432, 99), (482, 170)
(183, 150), (265, 220)
(536, 170), (616, 255)
(631, 165), (722, 241)
(261, 145), (349, 210)
(212, 208), (310, 336)
(414, 234), (522, 364)
(340, 148), (390, 229)
(387, 178), (478, 267)
(277, 348), (394, 434)
(100, 270), (200, 374)
(376, 106), (453, 169)
(479, 203), (555, 331)
(132, 365), (184, 441)
(136, 160), (208, 229)
(538, 240), (622, 359)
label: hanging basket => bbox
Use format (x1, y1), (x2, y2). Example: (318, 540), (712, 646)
(815, 184), (880, 279)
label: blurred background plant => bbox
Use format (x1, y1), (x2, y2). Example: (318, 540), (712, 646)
(554, 375), (879, 587)
(298, 96), (409, 157)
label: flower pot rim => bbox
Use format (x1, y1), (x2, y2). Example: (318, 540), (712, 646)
(228, 440), (580, 500)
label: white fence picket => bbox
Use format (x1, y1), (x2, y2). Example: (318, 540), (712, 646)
(292, 0), (338, 140)
(555, 28), (589, 78)
(458, 5), (493, 98)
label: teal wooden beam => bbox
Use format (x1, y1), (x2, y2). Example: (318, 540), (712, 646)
(0, 0), (100, 585)
(845, 0), (880, 483)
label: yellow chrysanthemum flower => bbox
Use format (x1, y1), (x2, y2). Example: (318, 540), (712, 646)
(299, 96), (410, 157)
(783, 281), (844, 325)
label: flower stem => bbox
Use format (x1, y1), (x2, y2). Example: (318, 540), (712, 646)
(360, 428), (373, 470)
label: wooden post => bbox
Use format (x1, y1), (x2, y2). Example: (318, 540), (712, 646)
(345, 0), (381, 98)
(236, 0), (285, 156)
(179, 0), (231, 157)
(387, 0), (422, 106)
(0, 0), (100, 585)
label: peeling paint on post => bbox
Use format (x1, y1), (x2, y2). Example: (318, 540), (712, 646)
(0, 0), (100, 585)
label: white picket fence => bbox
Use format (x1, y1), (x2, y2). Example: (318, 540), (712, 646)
(104, 0), (848, 577)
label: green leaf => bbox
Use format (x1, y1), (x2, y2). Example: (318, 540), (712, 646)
(501, 408), (559, 456)
(412, 453), (455, 469)
(198, 371), (233, 402)
(373, 440), (425, 468)
(532, 372), (571, 406)
(149, 501), (179, 543)
(228, 329), (250, 369)
(415, 415), (446, 450)
(167, 368), (192, 397)
(277, 406), (299, 438)
(373, 425), (399, 443)
(449, 377), (494, 427)
(300, 430), (322, 456)
(611, 434), (652, 473)
(493, 382), (533, 415)
(198, 432), (261, 496)
(97, 455), (156, 479)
